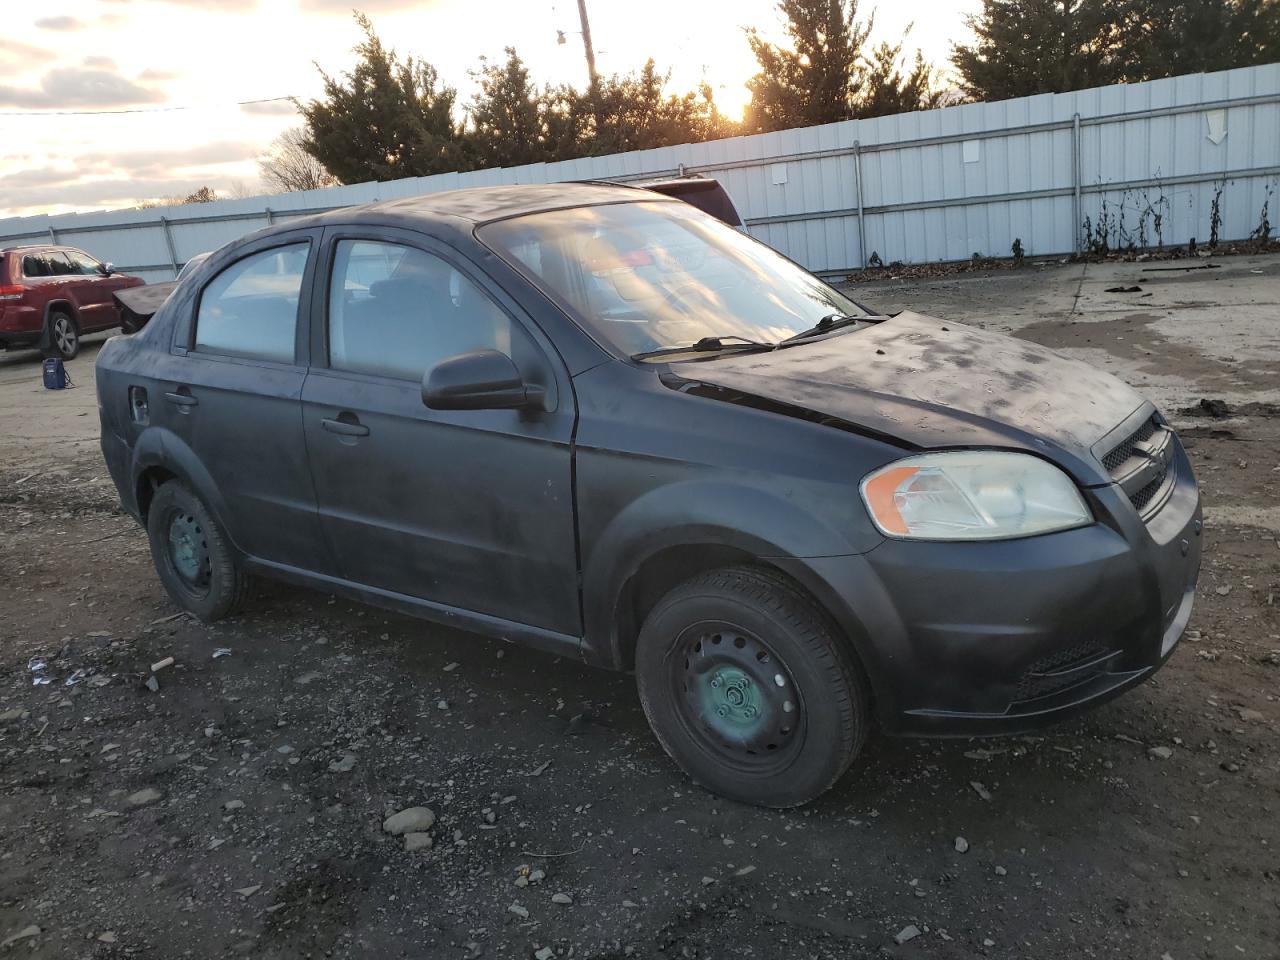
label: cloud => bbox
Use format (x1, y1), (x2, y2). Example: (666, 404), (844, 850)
(139, 68), (181, 82)
(0, 175), (243, 214)
(35, 15), (83, 31)
(299, 0), (439, 11)
(76, 140), (260, 177)
(240, 98), (298, 116)
(84, 56), (116, 69)
(0, 38), (53, 73)
(0, 67), (164, 109)
(102, 0), (259, 8)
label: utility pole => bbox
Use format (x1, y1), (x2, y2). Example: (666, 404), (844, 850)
(576, 0), (598, 87)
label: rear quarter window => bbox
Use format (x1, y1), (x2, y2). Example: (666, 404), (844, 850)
(194, 243), (309, 363)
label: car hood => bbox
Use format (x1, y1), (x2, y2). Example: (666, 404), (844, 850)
(681, 312), (1149, 482)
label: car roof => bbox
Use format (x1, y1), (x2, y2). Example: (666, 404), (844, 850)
(302, 182), (669, 231)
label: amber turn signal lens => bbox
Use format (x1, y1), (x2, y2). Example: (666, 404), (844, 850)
(861, 465), (919, 536)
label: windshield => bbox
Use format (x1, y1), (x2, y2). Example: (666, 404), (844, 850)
(478, 200), (866, 358)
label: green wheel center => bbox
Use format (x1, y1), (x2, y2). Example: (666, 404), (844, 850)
(701, 667), (762, 731)
(168, 514), (207, 582)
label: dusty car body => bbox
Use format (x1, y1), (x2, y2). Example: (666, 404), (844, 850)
(94, 182), (1202, 806)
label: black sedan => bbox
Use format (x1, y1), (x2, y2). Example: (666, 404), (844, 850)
(95, 183), (1202, 806)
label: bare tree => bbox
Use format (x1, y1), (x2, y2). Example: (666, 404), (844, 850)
(258, 127), (337, 193)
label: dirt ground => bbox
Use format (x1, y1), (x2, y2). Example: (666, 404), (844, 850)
(0, 253), (1277, 960)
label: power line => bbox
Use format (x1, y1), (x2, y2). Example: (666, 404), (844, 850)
(0, 95), (297, 117)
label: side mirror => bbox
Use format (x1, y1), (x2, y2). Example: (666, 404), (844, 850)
(422, 349), (545, 412)
(99, 262), (115, 276)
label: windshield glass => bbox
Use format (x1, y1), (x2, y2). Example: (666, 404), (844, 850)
(479, 200), (865, 357)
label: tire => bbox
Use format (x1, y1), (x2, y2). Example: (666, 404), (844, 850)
(46, 310), (79, 360)
(635, 565), (869, 807)
(145, 481), (249, 622)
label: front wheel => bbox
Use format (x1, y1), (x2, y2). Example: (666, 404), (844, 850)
(635, 566), (869, 807)
(146, 481), (249, 622)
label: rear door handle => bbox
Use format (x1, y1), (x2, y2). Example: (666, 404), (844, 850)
(321, 417), (369, 437)
(164, 390), (198, 408)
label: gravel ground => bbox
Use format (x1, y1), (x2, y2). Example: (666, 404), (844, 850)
(0, 253), (1276, 959)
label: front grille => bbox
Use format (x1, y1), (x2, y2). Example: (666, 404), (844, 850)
(1099, 415), (1174, 518)
(1102, 417), (1157, 472)
(1015, 641), (1109, 702)
(1129, 462), (1169, 512)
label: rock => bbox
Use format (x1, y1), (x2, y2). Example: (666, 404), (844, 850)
(551, 892), (573, 905)
(622, 900), (640, 909)
(534, 948), (554, 960)
(1148, 746), (1174, 760)
(443, 662), (459, 672)
(969, 781), (992, 801)
(126, 788), (162, 807)
(97, 932), (117, 944)
(1215, 585), (1232, 596)
(994, 865), (1007, 876)
(983, 938), (996, 947)
(700, 876), (716, 886)
(404, 832), (433, 852)
(234, 885), (262, 898)
(734, 865), (756, 877)
(328, 753), (357, 773)
(1236, 707), (1264, 723)
(294, 671), (323, 686)
(437, 699), (449, 711)
(508, 902), (529, 919)
(0, 708), (24, 722)
(223, 799), (245, 812)
(383, 806), (435, 835)
(894, 925), (921, 945)
(1, 926), (40, 948)
(276, 745), (294, 755)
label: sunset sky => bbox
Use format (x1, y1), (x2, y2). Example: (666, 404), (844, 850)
(0, 0), (979, 220)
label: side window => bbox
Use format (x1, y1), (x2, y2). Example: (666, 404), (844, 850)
(194, 243), (309, 363)
(327, 240), (520, 381)
(46, 253), (76, 276)
(65, 251), (101, 275)
(22, 255), (49, 278)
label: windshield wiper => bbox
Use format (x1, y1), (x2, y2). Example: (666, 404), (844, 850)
(633, 335), (776, 360)
(776, 313), (866, 347)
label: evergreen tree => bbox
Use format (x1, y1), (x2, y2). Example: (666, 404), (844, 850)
(744, 0), (872, 132)
(469, 48), (553, 168)
(299, 13), (469, 184)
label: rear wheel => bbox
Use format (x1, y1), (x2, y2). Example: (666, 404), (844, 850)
(146, 481), (249, 622)
(635, 565), (869, 807)
(47, 310), (79, 360)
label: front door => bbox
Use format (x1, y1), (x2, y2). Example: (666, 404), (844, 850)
(301, 230), (580, 636)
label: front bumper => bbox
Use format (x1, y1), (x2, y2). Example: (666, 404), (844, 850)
(779, 436), (1202, 736)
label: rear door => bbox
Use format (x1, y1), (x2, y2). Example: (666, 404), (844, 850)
(62, 249), (114, 330)
(161, 230), (332, 573)
(301, 227), (580, 635)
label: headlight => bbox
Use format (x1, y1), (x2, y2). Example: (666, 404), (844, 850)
(860, 451), (1091, 541)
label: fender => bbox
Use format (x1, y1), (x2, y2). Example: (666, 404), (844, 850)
(581, 479), (877, 668)
(130, 426), (240, 554)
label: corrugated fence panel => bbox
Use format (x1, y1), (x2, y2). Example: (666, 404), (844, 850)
(2, 64), (1277, 279)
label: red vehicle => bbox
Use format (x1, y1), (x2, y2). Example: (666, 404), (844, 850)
(0, 245), (144, 359)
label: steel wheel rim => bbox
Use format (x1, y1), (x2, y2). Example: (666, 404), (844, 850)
(54, 316), (76, 354)
(166, 510), (211, 594)
(670, 620), (805, 774)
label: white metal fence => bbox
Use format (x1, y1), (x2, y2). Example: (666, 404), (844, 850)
(3, 63), (1277, 282)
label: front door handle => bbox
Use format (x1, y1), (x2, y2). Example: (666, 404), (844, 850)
(164, 390), (198, 408)
(321, 416), (369, 437)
